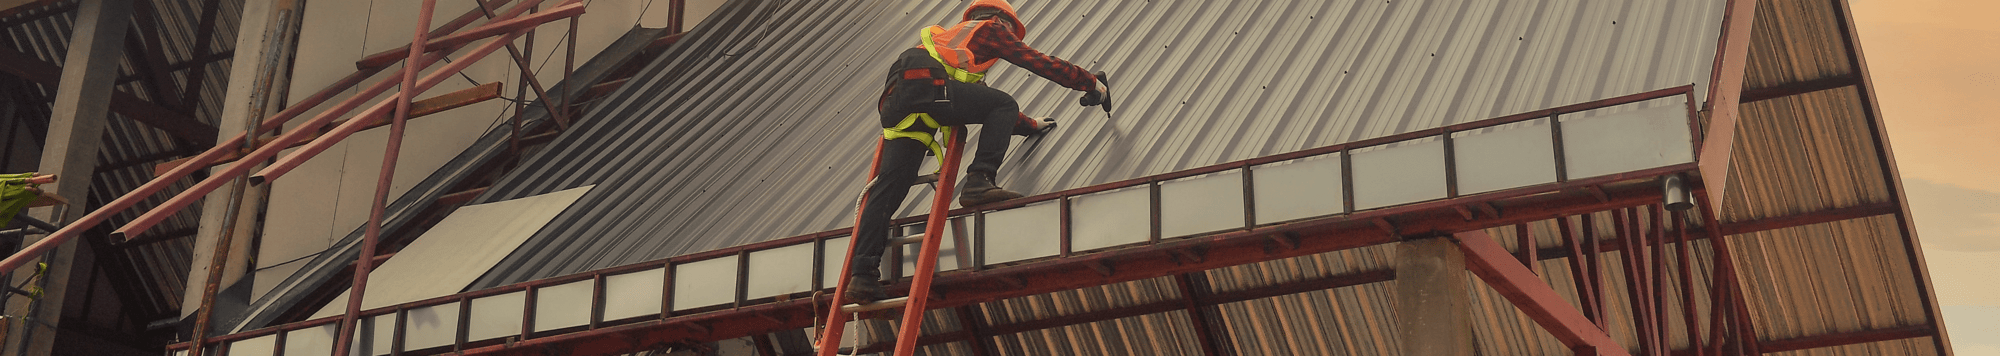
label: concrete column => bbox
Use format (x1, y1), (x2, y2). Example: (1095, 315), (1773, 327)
(180, 0), (298, 322)
(8, 0), (135, 355)
(1395, 237), (1473, 356)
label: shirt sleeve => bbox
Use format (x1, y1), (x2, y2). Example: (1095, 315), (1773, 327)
(969, 23), (1097, 92)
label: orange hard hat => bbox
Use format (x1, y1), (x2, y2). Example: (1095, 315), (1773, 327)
(964, 0), (1027, 38)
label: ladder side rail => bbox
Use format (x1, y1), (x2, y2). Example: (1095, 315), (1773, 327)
(893, 131), (965, 355)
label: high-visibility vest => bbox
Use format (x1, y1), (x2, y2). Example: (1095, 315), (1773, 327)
(919, 20), (1002, 84)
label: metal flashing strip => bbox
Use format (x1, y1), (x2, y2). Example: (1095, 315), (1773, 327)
(174, 87), (1702, 355)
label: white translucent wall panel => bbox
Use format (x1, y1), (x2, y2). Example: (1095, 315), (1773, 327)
(1161, 172), (1246, 238)
(673, 257), (739, 310)
(535, 280), (594, 332)
(282, 324), (338, 356)
(403, 302), (459, 351)
(898, 217), (974, 278)
(1252, 155), (1345, 225)
(603, 268), (665, 321)
(1561, 101), (1695, 179)
(821, 236), (849, 288)
(1351, 140), (1448, 210)
(1071, 187), (1152, 252)
(226, 334), (276, 356)
(359, 314), (394, 356)
(1455, 120), (1558, 195)
(467, 291), (525, 342)
(983, 201), (1060, 264)
(748, 244), (814, 299)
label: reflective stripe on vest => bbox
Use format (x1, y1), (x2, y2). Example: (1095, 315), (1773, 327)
(920, 21), (998, 83)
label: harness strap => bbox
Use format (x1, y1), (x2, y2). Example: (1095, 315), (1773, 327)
(882, 113), (954, 173)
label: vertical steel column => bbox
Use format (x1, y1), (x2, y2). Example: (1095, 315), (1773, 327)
(335, 2), (434, 355)
(1612, 209), (1656, 354)
(1671, 209), (1704, 356)
(1515, 223), (1537, 274)
(1558, 216), (1600, 325)
(1396, 237), (1472, 356)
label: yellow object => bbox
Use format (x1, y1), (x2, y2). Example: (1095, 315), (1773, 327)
(881, 113), (954, 173)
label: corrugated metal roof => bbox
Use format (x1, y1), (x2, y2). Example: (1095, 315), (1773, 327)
(465, 0), (1728, 291)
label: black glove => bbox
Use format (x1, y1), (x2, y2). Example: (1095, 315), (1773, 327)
(1078, 71), (1111, 112)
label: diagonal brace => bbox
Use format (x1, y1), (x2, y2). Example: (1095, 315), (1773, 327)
(1455, 230), (1631, 356)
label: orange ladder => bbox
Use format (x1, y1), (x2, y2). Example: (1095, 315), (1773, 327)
(817, 129), (965, 356)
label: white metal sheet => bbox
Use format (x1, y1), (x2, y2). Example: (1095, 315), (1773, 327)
(1561, 100), (1695, 179)
(1351, 140), (1449, 210)
(1071, 187), (1152, 251)
(1455, 120), (1559, 195)
(821, 236), (850, 288)
(466, 291), (526, 342)
(673, 257), (739, 310)
(982, 201), (1061, 264)
(310, 186), (596, 319)
(281, 324), (338, 356)
(1251, 155), (1345, 225)
(1161, 172), (1246, 238)
(403, 302), (460, 351)
(359, 314), (394, 356)
(602, 268), (666, 321)
(748, 244), (814, 300)
(534, 280), (594, 332)
(226, 334), (276, 356)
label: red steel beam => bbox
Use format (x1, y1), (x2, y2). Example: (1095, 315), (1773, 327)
(171, 0), (224, 111)
(354, 3), (585, 69)
(1695, 0), (1758, 208)
(1456, 230), (1631, 356)
(1739, 73), (1860, 104)
(1757, 325), (1934, 353)
(148, 82), (504, 176)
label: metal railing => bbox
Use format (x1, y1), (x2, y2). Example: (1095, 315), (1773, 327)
(175, 85), (1700, 355)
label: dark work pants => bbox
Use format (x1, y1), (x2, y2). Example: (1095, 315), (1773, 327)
(849, 81), (1023, 280)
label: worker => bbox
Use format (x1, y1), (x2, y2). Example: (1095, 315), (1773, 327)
(845, 0), (1111, 303)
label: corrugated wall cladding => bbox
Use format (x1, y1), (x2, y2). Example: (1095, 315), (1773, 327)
(465, 0), (1727, 289)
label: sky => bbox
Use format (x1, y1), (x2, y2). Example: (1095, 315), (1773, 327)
(1848, 0), (2000, 353)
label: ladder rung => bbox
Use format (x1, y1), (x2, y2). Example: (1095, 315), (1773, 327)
(839, 296), (910, 313)
(891, 233), (926, 246)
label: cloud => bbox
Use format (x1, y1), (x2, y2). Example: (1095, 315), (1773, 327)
(1904, 177), (2000, 252)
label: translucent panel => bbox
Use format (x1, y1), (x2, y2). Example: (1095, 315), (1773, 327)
(1252, 155), (1344, 225)
(1072, 187), (1152, 251)
(466, 291), (525, 342)
(226, 334), (276, 356)
(1561, 100), (1695, 179)
(358, 314), (394, 356)
(748, 244), (814, 299)
(603, 268), (665, 321)
(403, 302), (459, 351)
(1351, 139), (1448, 210)
(1161, 172), (1246, 238)
(283, 324), (338, 356)
(898, 217), (974, 278)
(534, 280), (593, 332)
(982, 201), (1061, 264)
(673, 257), (739, 310)
(1455, 120), (1558, 194)
(821, 236), (850, 288)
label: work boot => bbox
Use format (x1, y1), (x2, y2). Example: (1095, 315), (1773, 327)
(844, 277), (887, 304)
(958, 172), (1024, 207)
(1013, 116), (1057, 136)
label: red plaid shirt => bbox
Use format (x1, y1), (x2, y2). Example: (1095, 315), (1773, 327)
(967, 21), (1097, 92)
